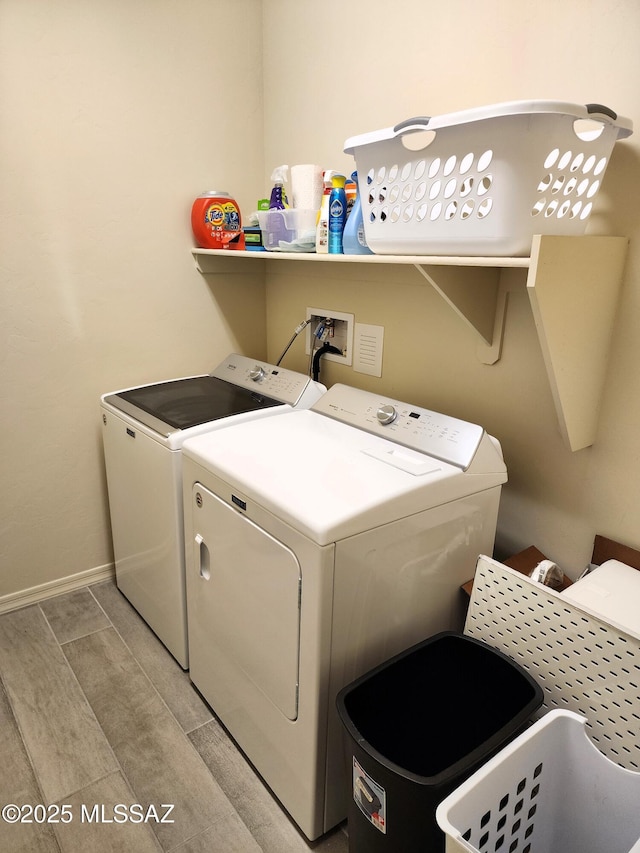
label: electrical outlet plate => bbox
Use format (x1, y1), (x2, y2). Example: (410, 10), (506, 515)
(305, 307), (354, 367)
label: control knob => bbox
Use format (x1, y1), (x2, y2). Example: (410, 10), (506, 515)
(249, 365), (266, 381)
(376, 404), (397, 425)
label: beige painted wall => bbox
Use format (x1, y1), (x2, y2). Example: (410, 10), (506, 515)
(262, 0), (640, 576)
(0, 0), (264, 600)
(2, 0), (639, 603)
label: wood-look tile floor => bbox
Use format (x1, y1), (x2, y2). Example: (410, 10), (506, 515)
(0, 580), (349, 853)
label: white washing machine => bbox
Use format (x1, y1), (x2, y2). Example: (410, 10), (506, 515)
(181, 383), (508, 839)
(100, 353), (325, 669)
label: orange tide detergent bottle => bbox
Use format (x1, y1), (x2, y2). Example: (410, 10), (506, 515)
(191, 190), (245, 249)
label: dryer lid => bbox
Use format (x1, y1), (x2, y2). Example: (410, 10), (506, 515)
(310, 383), (485, 471)
(182, 388), (507, 545)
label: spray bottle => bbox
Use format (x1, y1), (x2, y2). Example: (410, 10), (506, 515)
(269, 165), (290, 209)
(264, 165), (291, 249)
(342, 171), (373, 255)
(315, 170), (336, 254)
(328, 174), (347, 254)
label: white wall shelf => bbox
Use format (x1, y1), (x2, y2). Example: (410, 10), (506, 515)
(192, 235), (629, 451)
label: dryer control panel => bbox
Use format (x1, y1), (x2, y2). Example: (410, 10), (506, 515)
(211, 353), (324, 407)
(311, 383), (484, 470)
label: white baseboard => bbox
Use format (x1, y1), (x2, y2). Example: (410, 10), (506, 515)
(0, 563), (116, 615)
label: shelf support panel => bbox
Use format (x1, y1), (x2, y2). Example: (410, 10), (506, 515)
(413, 263), (506, 363)
(526, 234), (628, 452)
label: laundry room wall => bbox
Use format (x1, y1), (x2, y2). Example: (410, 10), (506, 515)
(261, 0), (640, 576)
(0, 0), (264, 603)
(2, 1), (639, 607)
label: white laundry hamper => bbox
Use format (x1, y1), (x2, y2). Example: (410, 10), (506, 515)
(344, 100), (633, 257)
(435, 709), (640, 853)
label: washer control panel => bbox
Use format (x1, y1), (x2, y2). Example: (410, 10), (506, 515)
(312, 383), (484, 470)
(211, 353), (319, 406)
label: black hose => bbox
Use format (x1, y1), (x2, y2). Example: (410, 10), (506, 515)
(312, 342), (342, 382)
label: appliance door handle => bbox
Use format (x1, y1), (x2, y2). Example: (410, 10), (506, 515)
(195, 533), (211, 581)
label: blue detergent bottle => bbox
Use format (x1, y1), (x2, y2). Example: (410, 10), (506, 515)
(342, 170), (373, 255)
(328, 174), (347, 254)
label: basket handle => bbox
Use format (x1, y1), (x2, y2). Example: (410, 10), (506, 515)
(396, 105), (619, 127)
(393, 116), (432, 134)
(585, 103), (618, 122)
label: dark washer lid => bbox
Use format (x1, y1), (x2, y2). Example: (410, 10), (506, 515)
(104, 375), (281, 432)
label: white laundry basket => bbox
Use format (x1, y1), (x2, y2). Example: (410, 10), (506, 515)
(435, 709), (640, 853)
(344, 101), (633, 257)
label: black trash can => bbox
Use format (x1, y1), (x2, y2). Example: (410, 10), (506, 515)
(336, 632), (543, 853)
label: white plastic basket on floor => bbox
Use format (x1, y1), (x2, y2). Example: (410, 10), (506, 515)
(344, 101), (633, 257)
(436, 709), (640, 853)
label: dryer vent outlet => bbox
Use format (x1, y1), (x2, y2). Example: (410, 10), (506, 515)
(305, 308), (354, 367)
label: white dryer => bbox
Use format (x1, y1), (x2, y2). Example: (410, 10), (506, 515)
(100, 353), (325, 669)
(181, 383), (507, 840)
